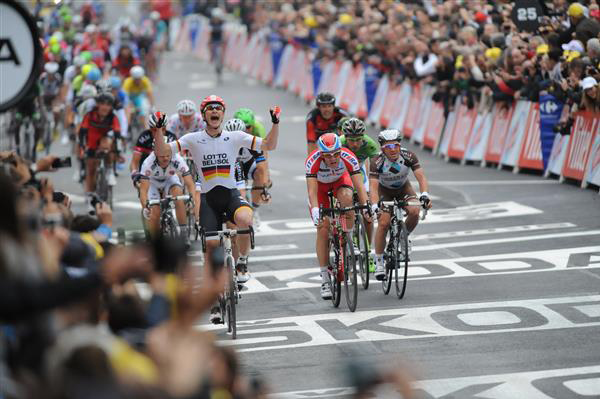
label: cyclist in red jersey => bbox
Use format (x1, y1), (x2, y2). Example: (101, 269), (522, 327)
(305, 133), (371, 300)
(78, 93), (121, 205)
(306, 92), (349, 155)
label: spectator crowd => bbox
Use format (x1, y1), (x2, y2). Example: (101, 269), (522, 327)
(243, 0), (600, 132)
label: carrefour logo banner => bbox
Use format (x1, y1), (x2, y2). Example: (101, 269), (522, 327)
(539, 94), (564, 170)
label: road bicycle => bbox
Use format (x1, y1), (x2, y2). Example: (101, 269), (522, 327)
(352, 193), (371, 290)
(379, 197), (428, 299)
(321, 192), (369, 312)
(200, 221), (255, 339)
(147, 194), (192, 239)
(94, 150), (114, 208)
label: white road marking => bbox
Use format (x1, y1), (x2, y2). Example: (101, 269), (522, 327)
(412, 222), (574, 240)
(428, 180), (559, 185)
(255, 201), (543, 237)
(273, 365), (600, 399)
(251, 230), (600, 262)
(240, 246), (600, 294)
(199, 294), (600, 352)
(187, 243), (297, 257)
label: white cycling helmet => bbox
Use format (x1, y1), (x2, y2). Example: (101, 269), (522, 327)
(73, 56), (85, 67)
(377, 129), (403, 145)
(223, 118), (246, 132)
(79, 83), (97, 100)
(85, 24), (97, 34)
(130, 65), (145, 79)
(44, 62), (59, 74)
(96, 79), (112, 94)
(176, 99), (197, 116)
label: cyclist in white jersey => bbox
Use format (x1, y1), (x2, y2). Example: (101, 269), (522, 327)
(152, 95), (281, 298)
(167, 99), (206, 138)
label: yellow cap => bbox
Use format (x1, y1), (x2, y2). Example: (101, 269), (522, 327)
(455, 54), (464, 68)
(48, 36), (59, 46)
(339, 13), (353, 25)
(568, 3), (584, 17)
(485, 47), (502, 60)
(536, 44), (549, 55)
(304, 16), (317, 28)
(566, 50), (581, 62)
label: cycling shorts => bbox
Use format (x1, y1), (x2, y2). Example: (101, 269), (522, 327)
(378, 181), (417, 209)
(317, 171), (354, 208)
(147, 175), (183, 201)
(200, 185), (251, 236)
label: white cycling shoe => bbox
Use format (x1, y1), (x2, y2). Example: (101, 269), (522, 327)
(236, 257), (250, 284)
(374, 263), (386, 281)
(107, 170), (117, 186)
(320, 282), (332, 300)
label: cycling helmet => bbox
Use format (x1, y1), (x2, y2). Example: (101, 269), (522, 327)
(341, 117), (366, 137)
(316, 92), (335, 106)
(96, 92), (115, 106)
(130, 65), (145, 79)
(223, 118), (246, 132)
(150, 11), (161, 21)
(109, 76), (121, 89)
(79, 83), (97, 100)
(211, 8), (224, 19)
(200, 94), (226, 113)
(86, 67), (101, 82)
(52, 31), (64, 42)
(176, 99), (197, 116)
(44, 62), (59, 74)
(80, 51), (92, 62)
(96, 79), (111, 94)
(73, 56), (85, 67)
(85, 24), (97, 34)
(317, 133), (342, 153)
(81, 64), (93, 78)
(377, 129), (402, 145)
(233, 108), (255, 125)
(148, 111), (167, 129)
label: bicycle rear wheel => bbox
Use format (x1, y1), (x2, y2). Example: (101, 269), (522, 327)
(354, 215), (370, 290)
(395, 222), (409, 299)
(225, 256), (237, 339)
(329, 234), (342, 308)
(381, 229), (394, 295)
(343, 232), (358, 312)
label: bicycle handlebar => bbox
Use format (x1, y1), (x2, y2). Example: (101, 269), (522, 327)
(200, 226), (255, 253)
(147, 195), (191, 206)
(379, 199), (428, 220)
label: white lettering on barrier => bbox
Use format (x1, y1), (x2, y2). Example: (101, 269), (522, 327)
(562, 113), (598, 182)
(518, 104), (543, 171)
(501, 101), (531, 167)
(585, 132), (600, 187)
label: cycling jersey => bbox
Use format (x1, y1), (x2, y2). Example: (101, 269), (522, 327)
(112, 56), (140, 78)
(134, 129), (177, 170)
(340, 134), (379, 164)
(369, 148), (421, 189)
(166, 113), (206, 138)
(305, 147), (361, 183)
(79, 108), (121, 150)
(40, 72), (62, 98)
(305, 107), (349, 144)
(123, 76), (153, 96)
(140, 152), (190, 184)
(168, 129), (263, 192)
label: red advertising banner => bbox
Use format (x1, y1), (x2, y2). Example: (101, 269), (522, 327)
(517, 103), (544, 171)
(484, 104), (514, 164)
(447, 104), (477, 160)
(402, 83), (422, 139)
(562, 111), (600, 181)
(422, 101), (445, 150)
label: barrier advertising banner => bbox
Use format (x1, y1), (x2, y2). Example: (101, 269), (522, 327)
(485, 104), (514, 164)
(411, 85), (434, 145)
(401, 83), (422, 139)
(517, 103), (544, 171)
(546, 134), (570, 177)
(562, 112), (599, 183)
(465, 110), (493, 162)
(422, 101), (445, 150)
(437, 104), (457, 156)
(500, 101), (532, 168)
(388, 83), (411, 130)
(367, 74), (389, 126)
(364, 63), (382, 114)
(447, 103), (477, 160)
(585, 132), (600, 188)
(539, 94), (564, 169)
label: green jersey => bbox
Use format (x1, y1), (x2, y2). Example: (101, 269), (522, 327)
(340, 134), (379, 164)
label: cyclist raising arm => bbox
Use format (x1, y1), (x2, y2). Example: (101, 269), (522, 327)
(369, 129), (432, 281)
(152, 95), (280, 288)
(306, 133), (370, 300)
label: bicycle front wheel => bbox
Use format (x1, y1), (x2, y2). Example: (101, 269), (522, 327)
(225, 255), (237, 339)
(382, 228), (394, 295)
(343, 232), (358, 312)
(329, 234), (342, 308)
(395, 222), (409, 299)
(354, 215), (370, 290)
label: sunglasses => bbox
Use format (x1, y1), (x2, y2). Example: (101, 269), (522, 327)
(245, 124), (252, 130)
(205, 104), (224, 111)
(382, 143), (400, 150)
(323, 151), (341, 158)
(346, 137), (363, 142)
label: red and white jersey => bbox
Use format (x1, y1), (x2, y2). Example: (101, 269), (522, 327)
(167, 113), (206, 138)
(305, 147), (361, 183)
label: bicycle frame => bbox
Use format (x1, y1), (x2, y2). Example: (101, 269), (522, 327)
(148, 194), (191, 237)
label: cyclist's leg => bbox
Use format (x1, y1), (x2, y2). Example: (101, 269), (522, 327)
(84, 149), (99, 194)
(333, 173), (355, 232)
(360, 164), (374, 242)
(401, 182), (419, 233)
(228, 189), (253, 256)
(200, 191), (222, 270)
(315, 182), (333, 298)
(148, 184), (162, 236)
(167, 176), (188, 239)
(374, 186), (395, 279)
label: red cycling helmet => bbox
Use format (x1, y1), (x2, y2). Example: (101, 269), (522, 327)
(200, 94), (226, 113)
(317, 133), (342, 153)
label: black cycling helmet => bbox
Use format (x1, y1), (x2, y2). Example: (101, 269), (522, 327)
(341, 117), (366, 137)
(96, 92), (115, 106)
(316, 92), (335, 106)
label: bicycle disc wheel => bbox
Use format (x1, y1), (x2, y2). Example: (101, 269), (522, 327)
(225, 256), (237, 339)
(343, 232), (358, 312)
(382, 229), (394, 295)
(395, 222), (409, 299)
(329, 235), (342, 308)
(354, 215), (370, 290)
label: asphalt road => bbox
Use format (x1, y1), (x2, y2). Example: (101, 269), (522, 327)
(43, 50), (600, 398)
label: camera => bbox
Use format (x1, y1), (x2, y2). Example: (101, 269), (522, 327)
(89, 192), (102, 210)
(52, 156), (72, 169)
